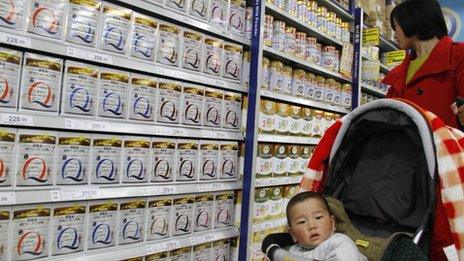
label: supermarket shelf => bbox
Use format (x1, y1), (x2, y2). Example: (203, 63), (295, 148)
(0, 30), (247, 93)
(255, 176), (302, 188)
(380, 35), (399, 51)
(318, 0), (353, 21)
(252, 218), (287, 232)
(263, 46), (352, 83)
(115, 0), (250, 46)
(0, 181), (241, 205)
(361, 82), (387, 97)
(0, 112), (244, 140)
(261, 90), (350, 114)
(380, 63), (391, 73)
(48, 227), (239, 261)
(265, 3), (344, 48)
(258, 134), (320, 145)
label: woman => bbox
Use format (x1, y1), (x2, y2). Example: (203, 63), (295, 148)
(382, 0), (464, 129)
(382, 1), (464, 260)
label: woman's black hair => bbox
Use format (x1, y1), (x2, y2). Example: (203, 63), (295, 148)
(286, 191), (333, 226)
(390, 0), (448, 40)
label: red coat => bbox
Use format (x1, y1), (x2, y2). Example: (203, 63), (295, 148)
(383, 36), (464, 128)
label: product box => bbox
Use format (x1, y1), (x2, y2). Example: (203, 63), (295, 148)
(214, 191), (234, 228)
(181, 84), (204, 126)
(170, 247), (191, 260)
(156, 80), (182, 124)
(223, 42), (243, 81)
(222, 92), (241, 129)
(128, 74), (157, 121)
(188, 0), (209, 21)
(0, 207), (11, 261)
(61, 61), (99, 116)
(268, 186), (284, 219)
(16, 129), (56, 186)
(130, 13), (157, 61)
(193, 195), (213, 232)
(97, 68), (129, 119)
(99, 3), (132, 54)
(166, 0), (188, 12)
(55, 132), (91, 185)
(253, 187), (270, 222)
(146, 198), (172, 241)
(0, 128), (16, 187)
(27, 0), (66, 39)
(258, 100), (276, 134)
(87, 200), (118, 250)
(229, 237), (239, 261)
(65, 0), (101, 47)
(203, 88), (223, 127)
(20, 53), (62, 113)
(90, 134), (122, 184)
(12, 204), (50, 260)
(209, 0), (228, 29)
(171, 196), (194, 236)
(122, 137), (150, 183)
(0, 47), (21, 110)
(203, 37), (223, 76)
(176, 139), (198, 181)
(287, 145), (300, 176)
(0, 0), (25, 30)
(212, 239), (230, 261)
(219, 141), (238, 179)
(193, 243), (212, 260)
(119, 199), (146, 245)
(198, 140), (219, 180)
(145, 251), (169, 261)
(256, 143), (273, 179)
(51, 203), (86, 255)
(182, 30), (204, 72)
(227, 0), (245, 35)
(273, 144), (287, 178)
(150, 138), (176, 182)
(156, 22), (182, 67)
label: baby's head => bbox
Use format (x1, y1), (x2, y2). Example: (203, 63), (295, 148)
(286, 191), (335, 248)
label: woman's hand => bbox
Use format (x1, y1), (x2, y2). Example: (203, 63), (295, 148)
(451, 102), (464, 126)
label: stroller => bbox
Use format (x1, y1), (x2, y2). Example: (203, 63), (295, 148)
(261, 99), (464, 261)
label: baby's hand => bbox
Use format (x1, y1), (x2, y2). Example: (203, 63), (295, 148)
(451, 101), (464, 126)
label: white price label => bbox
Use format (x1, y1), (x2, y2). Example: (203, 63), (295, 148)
(163, 240), (180, 250)
(146, 244), (161, 254)
(215, 132), (227, 139)
(64, 118), (76, 129)
(198, 183), (226, 192)
(190, 234), (217, 246)
(89, 52), (112, 64)
(0, 34), (31, 47)
(170, 128), (186, 136)
(50, 190), (61, 201)
(214, 80), (226, 87)
(143, 187), (155, 196)
(61, 187), (100, 200)
(156, 186), (177, 195)
(89, 121), (110, 131)
(0, 114), (33, 126)
(67, 47), (89, 60)
(0, 192), (15, 205)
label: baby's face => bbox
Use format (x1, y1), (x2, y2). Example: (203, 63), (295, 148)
(288, 198), (335, 248)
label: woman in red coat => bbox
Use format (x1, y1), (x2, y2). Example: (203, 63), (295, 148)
(382, 1), (464, 260)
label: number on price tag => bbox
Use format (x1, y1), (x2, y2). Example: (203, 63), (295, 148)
(50, 190), (61, 201)
(0, 114), (33, 126)
(64, 118), (76, 129)
(90, 121), (110, 131)
(165, 240), (180, 250)
(146, 244), (161, 254)
(157, 186), (176, 195)
(67, 47), (89, 60)
(203, 234), (216, 242)
(89, 52), (112, 64)
(0, 34), (31, 48)
(0, 192), (15, 205)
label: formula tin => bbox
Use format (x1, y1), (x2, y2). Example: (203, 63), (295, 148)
(55, 132), (90, 185)
(281, 65), (292, 95)
(291, 69), (305, 97)
(0, 47), (21, 109)
(209, 0), (228, 29)
(98, 68), (129, 119)
(263, 14), (273, 47)
(273, 144), (287, 177)
(289, 105), (301, 136)
(100, 3), (132, 54)
(272, 20), (285, 52)
(212, 239), (230, 261)
(287, 145), (300, 175)
(193, 243), (212, 260)
(203, 88), (223, 127)
(62, 61), (98, 116)
(0, 207), (10, 260)
(269, 60), (284, 93)
(170, 247), (191, 260)
(275, 102), (290, 135)
(128, 74), (157, 121)
(258, 99), (276, 134)
(245, 7), (252, 39)
(214, 192), (234, 228)
(256, 143), (273, 179)
(305, 72), (316, 99)
(171, 196), (194, 236)
(261, 57), (270, 90)
(283, 26), (296, 55)
(130, 13), (157, 60)
(222, 92), (241, 129)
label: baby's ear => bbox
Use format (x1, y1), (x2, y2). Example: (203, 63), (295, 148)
(288, 225), (298, 243)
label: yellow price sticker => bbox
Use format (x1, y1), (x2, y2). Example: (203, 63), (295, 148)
(363, 27), (380, 46)
(385, 50), (407, 66)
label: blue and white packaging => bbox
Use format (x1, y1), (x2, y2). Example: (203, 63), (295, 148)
(130, 13), (157, 61)
(156, 80), (182, 124)
(99, 3), (132, 54)
(12, 204), (50, 260)
(16, 129), (56, 186)
(171, 196), (194, 236)
(27, 0), (66, 39)
(175, 139), (198, 181)
(90, 134), (122, 184)
(87, 200), (117, 250)
(219, 141), (238, 180)
(62, 61), (99, 116)
(150, 138), (176, 182)
(122, 137), (150, 183)
(188, 0), (209, 21)
(156, 22), (181, 67)
(165, 0), (188, 13)
(181, 84), (204, 126)
(129, 74), (157, 122)
(209, 0), (228, 29)
(51, 203), (86, 255)
(227, 0), (245, 35)
(55, 132), (91, 185)
(182, 30), (203, 72)
(0, 0), (26, 30)
(97, 68), (129, 119)
(118, 199), (146, 245)
(20, 53), (62, 113)
(65, 0), (101, 47)
(0, 207), (11, 261)
(198, 140), (219, 180)
(146, 198), (171, 241)
(0, 47), (22, 110)
(0, 128), (16, 187)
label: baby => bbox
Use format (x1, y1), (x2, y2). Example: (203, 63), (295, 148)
(286, 191), (367, 260)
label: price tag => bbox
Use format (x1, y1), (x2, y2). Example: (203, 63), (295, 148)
(67, 47), (89, 60)
(50, 190), (61, 201)
(0, 192), (15, 205)
(90, 121), (110, 131)
(64, 118), (76, 129)
(214, 80), (226, 87)
(170, 128), (186, 136)
(143, 187), (155, 196)
(362, 27), (380, 46)
(385, 50), (407, 67)
(0, 34), (31, 48)
(0, 114), (33, 126)
(156, 186), (177, 195)
(61, 187), (100, 200)
(215, 132), (227, 139)
(164, 240), (180, 250)
(89, 52), (112, 64)
(198, 183), (225, 192)
(146, 244), (161, 254)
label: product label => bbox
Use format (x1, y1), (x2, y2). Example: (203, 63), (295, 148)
(130, 13), (157, 60)
(256, 144), (273, 178)
(98, 69), (129, 118)
(62, 62), (98, 116)
(87, 202), (117, 250)
(228, 0), (245, 35)
(204, 38), (223, 76)
(299, 146), (312, 173)
(170, 247), (191, 260)
(27, 0), (66, 39)
(0, 48), (21, 109)
(222, 92), (241, 129)
(209, 0), (228, 28)
(119, 200), (145, 245)
(273, 145), (287, 177)
(182, 31), (203, 72)
(91, 137), (122, 184)
(212, 239), (230, 261)
(268, 187), (284, 218)
(214, 192), (233, 228)
(52, 204), (85, 255)
(100, 4), (131, 53)
(156, 24), (181, 67)
(172, 197), (194, 236)
(199, 142), (219, 180)
(203, 89), (223, 127)
(129, 75), (157, 121)
(253, 187), (269, 222)
(193, 195), (213, 232)
(289, 106), (301, 135)
(151, 139), (176, 182)
(275, 103), (290, 135)
(17, 133), (56, 186)
(0, 0), (26, 30)
(21, 54), (62, 112)
(223, 44), (242, 81)
(157, 81), (181, 124)
(0, 129), (15, 186)
(189, 0), (209, 20)
(258, 100), (276, 133)
(287, 145), (300, 176)
(176, 141), (198, 181)
(219, 142), (238, 179)
(182, 85), (204, 126)
(66, 0), (101, 47)
(147, 198), (172, 241)
(56, 134), (90, 185)
(193, 243), (212, 260)
(122, 139), (150, 183)
(300, 108), (313, 136)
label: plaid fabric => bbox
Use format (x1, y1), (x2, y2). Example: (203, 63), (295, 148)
(300, 106), (464, 260)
